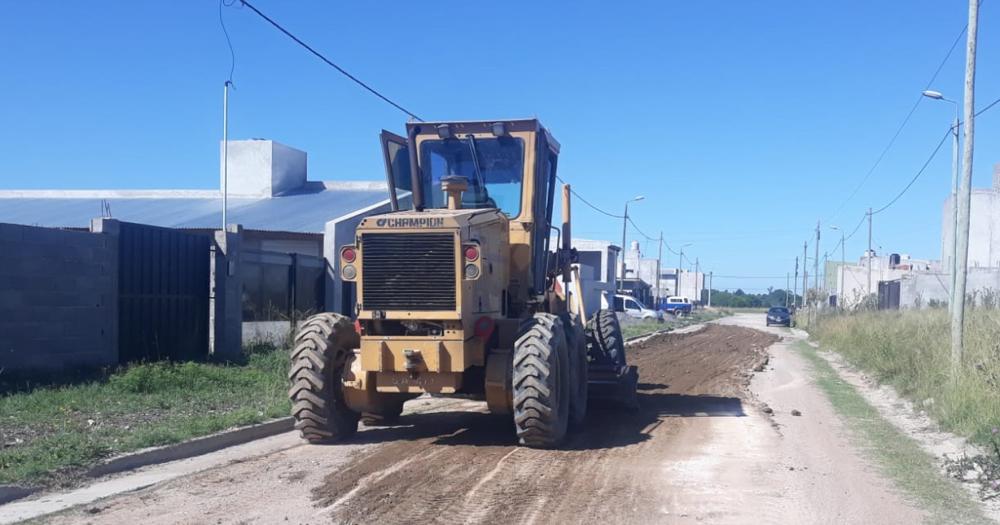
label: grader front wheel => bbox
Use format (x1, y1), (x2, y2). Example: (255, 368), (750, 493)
(513, 313), (571, 448)
(288, 313), (361, 442)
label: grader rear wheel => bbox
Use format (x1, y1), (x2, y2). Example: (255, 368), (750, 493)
(288, 313), (361, 442)
(586, 308), (627, 367)
(513, 313), (571, 448)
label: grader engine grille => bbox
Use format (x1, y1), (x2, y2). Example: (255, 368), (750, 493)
(361, 232), (457, 311)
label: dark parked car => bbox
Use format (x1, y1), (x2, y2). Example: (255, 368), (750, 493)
(765, 306), (792, 327)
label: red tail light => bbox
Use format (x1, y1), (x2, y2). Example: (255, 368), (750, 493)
(474, 316), (495, 340)
(464, 245), (480, 261)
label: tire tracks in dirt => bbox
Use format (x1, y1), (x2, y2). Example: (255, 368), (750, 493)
(312, 324), (776, 524)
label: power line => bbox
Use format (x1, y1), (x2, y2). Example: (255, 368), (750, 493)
(236, 0), (423, 121)
(626, 216), (689, 259)
(219, 0), (239, 84)
(627, 216), (657, 241)
(871, 127), (951, 215)
(845, 211), (868, 241)
(555, 175), (624, 218)
(973, 93), (1000, 118)
(866, 93), (1000, 217)
(828, 21), (968, 220)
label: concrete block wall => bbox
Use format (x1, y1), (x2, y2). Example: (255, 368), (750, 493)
(0, 223), (118, 371)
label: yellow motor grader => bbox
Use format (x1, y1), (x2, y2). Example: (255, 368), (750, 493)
(288, 119), (637, 448)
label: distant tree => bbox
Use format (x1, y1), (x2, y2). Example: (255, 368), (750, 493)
(708, 288), (798, 308)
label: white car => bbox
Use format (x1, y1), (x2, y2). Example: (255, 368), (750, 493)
(613, 294), (663, 321)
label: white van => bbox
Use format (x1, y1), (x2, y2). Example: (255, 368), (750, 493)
(613, 294), (663, 321)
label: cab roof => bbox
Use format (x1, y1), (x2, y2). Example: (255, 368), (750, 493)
(405, 118), (560, 153)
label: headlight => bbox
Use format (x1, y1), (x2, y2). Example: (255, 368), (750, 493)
(342, 264), (357, 280)
(464, 263), (480, 279)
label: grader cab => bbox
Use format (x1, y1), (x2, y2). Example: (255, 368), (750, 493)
(288, 119), (637, 448)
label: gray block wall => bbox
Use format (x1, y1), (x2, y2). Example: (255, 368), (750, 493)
(0, 223), (118, 371)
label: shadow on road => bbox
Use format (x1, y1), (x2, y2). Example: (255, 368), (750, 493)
(340, 391), (744, 451)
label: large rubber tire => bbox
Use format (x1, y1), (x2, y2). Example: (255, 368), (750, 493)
(563, 312), (588, 427)
(586, 309), (626, 367)
(513, 313), (571, 448)
(288, 313), (360, 442)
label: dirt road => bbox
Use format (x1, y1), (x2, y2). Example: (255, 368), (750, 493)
(33, 315), (929, 524)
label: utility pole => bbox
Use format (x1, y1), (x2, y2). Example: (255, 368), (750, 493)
(867, 208), (873, 299)
(814, 221), (821, 306)
(839, 228), (845, 309)
(708, 271), (713, 307)
(823, 252), (829, 285)
(793, 256), (799, 308)
(677, 247), (684, 299)
(802, 242), (808, 309)
(656, 231), (663, 305)
(953, 0), (979, 376)
(618, 196), (644, 294)
(695, 257), (700, 303)
(619, 207), (628, 294)
(786, 273), (790, 307)
(951, 105), (961, 320)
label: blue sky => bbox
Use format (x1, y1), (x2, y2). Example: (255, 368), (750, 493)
(2, 1), (999, 292)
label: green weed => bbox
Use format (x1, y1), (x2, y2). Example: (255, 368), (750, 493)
(0, 345), (290, 487)
(806, 310), (1000, 444)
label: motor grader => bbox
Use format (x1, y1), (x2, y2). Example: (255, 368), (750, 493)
(288, 119), (637, 448)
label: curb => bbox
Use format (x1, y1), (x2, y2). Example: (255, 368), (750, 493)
(0, 417), (294, 506)
(0, 487), (37, 507)
(86, 417), (294, 478)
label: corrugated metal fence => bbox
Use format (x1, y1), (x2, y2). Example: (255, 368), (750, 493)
(117, 221), (211, 362)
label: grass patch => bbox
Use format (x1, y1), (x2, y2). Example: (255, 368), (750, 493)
(0, 345), (290, 488)
(805, 310), (1000, 444)
(794, 341), (987, 524)
(621, 310), (728, 339)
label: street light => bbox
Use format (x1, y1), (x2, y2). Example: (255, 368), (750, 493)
(830, 225), (845, 309)
(923, 89), (961, 316)
(619, 195), (645, 293)
(677, 242), (693, 299)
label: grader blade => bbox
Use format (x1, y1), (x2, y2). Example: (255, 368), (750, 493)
(587, 363), (639, 410)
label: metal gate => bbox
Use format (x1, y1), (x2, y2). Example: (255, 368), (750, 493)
(878, 280), (901, 310)
(118, 222), (211, 362)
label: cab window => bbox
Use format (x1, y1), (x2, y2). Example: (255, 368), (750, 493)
(419, 136), (524, 217)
